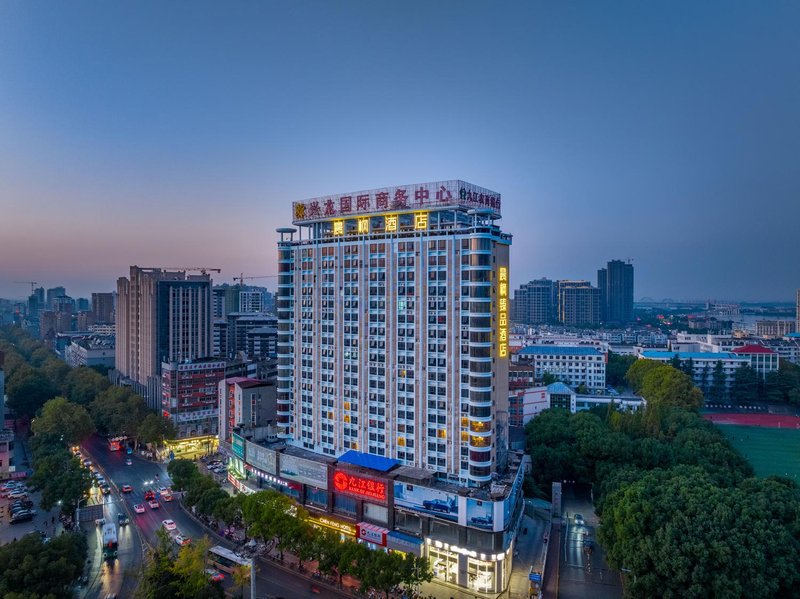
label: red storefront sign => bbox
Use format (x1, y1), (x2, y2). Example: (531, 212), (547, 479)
(357, 522), (388, 546)
(333, 471), (387, 502)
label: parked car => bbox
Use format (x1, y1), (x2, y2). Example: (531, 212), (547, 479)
(11, 511), (34, 524)
(8, 491), (29, 500)
(100, 485), (111, 495)
(133, 504), (146, 514)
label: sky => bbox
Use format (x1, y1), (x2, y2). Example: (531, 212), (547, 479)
(0, 1), (798, 302)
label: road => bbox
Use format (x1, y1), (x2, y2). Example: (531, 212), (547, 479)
(83, 435), (341, 599)
(557, 485), (622, 599)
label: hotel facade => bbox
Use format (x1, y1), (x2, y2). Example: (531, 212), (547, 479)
(265, 181), (527, 594)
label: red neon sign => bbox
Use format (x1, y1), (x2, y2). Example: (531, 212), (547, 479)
(333, 471), (386, 502)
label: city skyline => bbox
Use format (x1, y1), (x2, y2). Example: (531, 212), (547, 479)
(1, 2), (799, 301)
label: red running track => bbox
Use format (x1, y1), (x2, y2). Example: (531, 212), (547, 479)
(704, 413), (800, 428)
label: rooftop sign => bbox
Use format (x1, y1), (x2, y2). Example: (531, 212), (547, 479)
(292, 180), (501, 225)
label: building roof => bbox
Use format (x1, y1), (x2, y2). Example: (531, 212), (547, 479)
(731, 344), (777, 355)
(337, 450), (399, 473)
(641, 351), (748, 361)
(786, 333), (800, 339)
(518, 345), (604, 357)
(546, 382), (574, 395)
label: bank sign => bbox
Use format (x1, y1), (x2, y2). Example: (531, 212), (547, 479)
(333, 470), (387, 503)
(292, 180), (501, 224)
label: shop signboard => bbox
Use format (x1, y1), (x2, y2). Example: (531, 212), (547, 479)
(333, 470), (388, 503)
(279, 453), (328, 490)
(245, 441), (277, 475)
(465, 498), (494, 531)
(308, 515), (356, 537)
(393, 482), (459, 522)
(231, 433), (245, 460)
(357, 523), (388, 546)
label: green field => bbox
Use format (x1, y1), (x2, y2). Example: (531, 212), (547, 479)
(718, 425), (800, 481)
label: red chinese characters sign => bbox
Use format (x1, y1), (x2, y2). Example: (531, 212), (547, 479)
(333, 471), (387, 503)
(292, 179), (501, 224)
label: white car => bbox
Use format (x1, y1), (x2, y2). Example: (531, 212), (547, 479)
(157, 486), (170, 494)
(174, 534), (191, 546)
(161, 519), (177, 531)
(133, 504), (146, 514)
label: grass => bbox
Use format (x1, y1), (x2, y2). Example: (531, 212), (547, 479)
(718, 424), (800, 482)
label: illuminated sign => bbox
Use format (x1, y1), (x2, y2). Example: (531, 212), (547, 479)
(414, 212), (428, 230)
(292, 180), (501, 224)
(333, 471), (387, 502)
(385, 214), (398, 232)
(357, 523), (388, 546)
(333, 220), (344, 236)
(309, 516), (356, 536)
(498, 267), (508, 358)
(357, 218), (370, 234)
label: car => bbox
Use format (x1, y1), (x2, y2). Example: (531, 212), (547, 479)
(101, 485), (111, 495)
(8, 491), (29, 500)
(174, 534), (191, 546)
(121, 485), (133, 493)
(10, 512), (34, 524)
(126, 447), (133, 455)
(2, 481), (23, 489)
(157, 486), (169, 494)
(125, 458), (132, 466)
(583, 536), (594, 549)
(574, 513), (585, 526)
(161, 519), (177, 531)
(205, 569), (224, 582)
(118, 513), (130, 526)
(95, 517), (106, 527)
(82, 459), (92, 467)
(161, 492), (173, 502)
(144, 490), (156, 501)
(422, 499), (452, 513)
(133, 504), (146, 514)
(148, 500), (159, 509)
(470, 515), (493, 526)
(10, 501), (34, 510)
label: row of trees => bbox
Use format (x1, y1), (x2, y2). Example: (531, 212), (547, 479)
(0, 531), (88, 598)
(167, 460), (432, 598)
(0, 326), (176, 446)
(526, 361), (800, 598)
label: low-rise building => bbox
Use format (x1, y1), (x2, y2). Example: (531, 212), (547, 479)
(161, 358), (226, 439)
(217, 377), (277, 445)
(514, 382), (644, 425)
(514, 345), (607, 390)
(64, 335), (115, 369)
(730, 345), (779, 378)
(639, 351), (749, 396)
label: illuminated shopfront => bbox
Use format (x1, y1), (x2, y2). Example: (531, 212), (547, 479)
(307, 515), (357, 542)
(162, 434), (217, 460)
(426, 538), (512, 594)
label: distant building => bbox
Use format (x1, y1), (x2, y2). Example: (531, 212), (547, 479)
(65, 335), (115, 369)
(116, 266), (213, 410)
(557, 281), (600, 326)
(639, 351), (749, 397)
(0, 351), (15, 480)
(755, 319), (795, 339)
(161, 358), (226, 438)
(597, 259), (634, 324)
(227, 313), (278, 358)
(515, 345), (607, 389)
(92, 292), (115, 323)
(730, 345), (779, 378)
(46, 286), (66, 309)
(515, 382), (643, 425)
(512, 278), (557, 325)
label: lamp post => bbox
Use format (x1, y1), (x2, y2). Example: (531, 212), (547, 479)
(74, 495), (91, 529)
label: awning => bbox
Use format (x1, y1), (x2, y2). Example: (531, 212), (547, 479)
(386, 530), (423, 555)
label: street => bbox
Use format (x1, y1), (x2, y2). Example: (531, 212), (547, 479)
(82, 435), (341, 599)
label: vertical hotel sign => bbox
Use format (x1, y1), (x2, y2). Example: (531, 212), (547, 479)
(498, 267), (508, 358)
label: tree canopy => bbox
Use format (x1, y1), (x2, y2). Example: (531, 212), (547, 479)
(0, 532), (88, 599)
(32, 396), (95, 445)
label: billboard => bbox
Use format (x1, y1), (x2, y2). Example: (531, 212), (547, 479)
(231, 433), (245, 460)
(245, 441), (276, 475)
(465, 498), (494, 530)
(333, 470), (387, 504)
(393, 482), (459, 522)
(279, 453), (328, 490)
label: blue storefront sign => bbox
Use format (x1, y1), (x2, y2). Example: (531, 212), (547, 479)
(231, 433), (246, 459)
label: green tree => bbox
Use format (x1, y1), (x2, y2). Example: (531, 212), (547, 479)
(167, 459), (201, 491)
(731, 365), (760, 405)
(625, 359), (663, 393)
(541, 372), (558, 385)
(32, 396), (95, 445)
(708, 360), (727, 403)
(172, 537), (217, 599)
(6, 365), (57, 417)
(138, 412), (178, 447)
(0, 531), (88, 598)
(669, 353), (682, 371)
(64, 366), (111, 405)
(231, 564), (251, 598)
(606, 352), (637, 387)
(28, 432), (92, 513)
(640, 365), (704, 411)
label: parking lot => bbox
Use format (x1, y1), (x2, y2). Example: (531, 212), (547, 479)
(0, 479), (67, 545)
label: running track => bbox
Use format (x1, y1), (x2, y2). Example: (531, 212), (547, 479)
(704, 413), (800, 428)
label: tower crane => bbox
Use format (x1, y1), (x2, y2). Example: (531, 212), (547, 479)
(14, 281), (38, 295)
(234, 274), (278, 286)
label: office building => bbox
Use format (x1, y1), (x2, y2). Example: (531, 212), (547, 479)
(269, 180), (524, 594)
(597, 259), (634, 324)
(46, 287), (66, 309)
(227, 313), (278, 358)
(116, 267), (212, 410)
(92, 292), (115, 323)
(512, 278), (557, 325)
(557, 280), (600, 326)
(161, 358), (225, 438)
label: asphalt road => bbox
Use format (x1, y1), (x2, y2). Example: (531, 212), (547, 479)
(83, 435), (341, 599)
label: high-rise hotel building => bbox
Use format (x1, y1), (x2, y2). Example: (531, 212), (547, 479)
(277, 181), (511, 487)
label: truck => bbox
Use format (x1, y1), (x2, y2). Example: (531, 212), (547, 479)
(102, 522), (118, 560)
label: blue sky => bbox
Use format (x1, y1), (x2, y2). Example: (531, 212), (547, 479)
(1, 1), (798, 301)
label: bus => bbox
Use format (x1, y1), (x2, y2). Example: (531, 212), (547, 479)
(207, 545), (250, 574)
(102, 522), (118, 560)
(108, 436), (127, 452)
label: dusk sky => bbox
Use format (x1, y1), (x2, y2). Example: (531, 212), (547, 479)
(1, 1), (798, 302)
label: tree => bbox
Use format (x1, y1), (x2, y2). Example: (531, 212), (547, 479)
(606, 352), (637, 387)
(63, 366), (111, 405)
(28, 434), (92, 513)
(669, 353), (682, 371)
(640, 365), (704, 411)
(90, 386), (147, 436)
(167, 459), (201, 491)
(0, 531), (88, 598)
(138, 412), (178, 447)
(172, 537), (216, 599)
(541, 372), (558, 385)
(5, 365), (57, 417)
(731, 365), (760, 405)
(708, 360), (727, 403)
(625, 359), (663, 393)
(231, 564), (251, 598)
(32, 396), (95, 445)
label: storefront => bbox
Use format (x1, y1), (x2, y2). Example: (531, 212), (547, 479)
(356, 522), (389, 551)
(228, 472), (256, 495)
(243, 463), (301, 499)
(386, 531), (424, 557)
(307, 514), (357, 542)
(162, 434), (218, 461)
(425, 538), (512, 594)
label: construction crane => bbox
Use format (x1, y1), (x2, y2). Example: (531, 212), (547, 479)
(162, 267), (222, 275)
(234, 273), (278, 286)
(14, 281), (38, 295)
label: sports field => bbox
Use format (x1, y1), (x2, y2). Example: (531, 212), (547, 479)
(717, 424), (800, 481)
